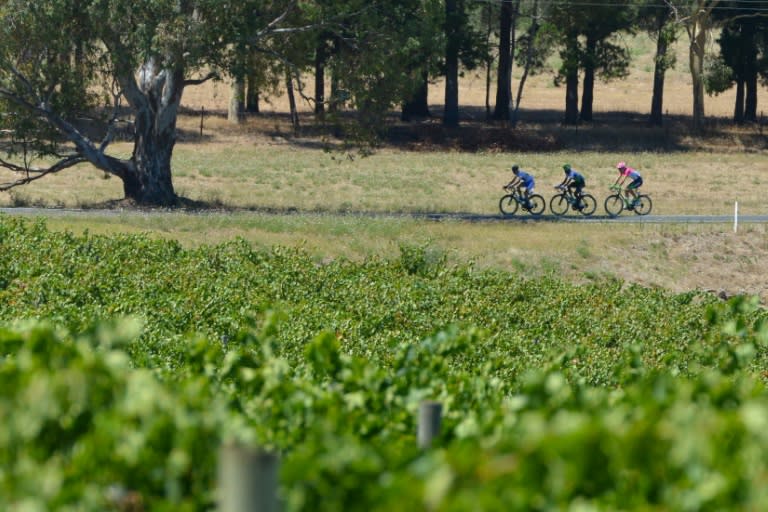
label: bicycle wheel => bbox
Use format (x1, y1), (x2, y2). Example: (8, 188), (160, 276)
(549, 194), (569, 216)
(526, 194), (546, 215)
(499, 194), (519, 216)
(634, 195), (652, 215)
(604, 194), (624, 217)
(577, 193), (597, 216)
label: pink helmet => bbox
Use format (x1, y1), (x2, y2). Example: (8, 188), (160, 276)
(616, 161), (626, 170)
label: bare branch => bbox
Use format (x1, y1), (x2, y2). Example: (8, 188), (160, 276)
(253, 2), (297, 39)
(251, 3), (376, 43)
(183, 70), (218, 87)
(0, 154), (86, 191)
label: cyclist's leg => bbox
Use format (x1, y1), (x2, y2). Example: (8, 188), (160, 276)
(526, 182), (535, 201)
(571, 183), (584, 207)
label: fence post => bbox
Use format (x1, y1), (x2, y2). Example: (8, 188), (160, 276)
(418, 401), (443, 449)
(218, 443), (279, 512)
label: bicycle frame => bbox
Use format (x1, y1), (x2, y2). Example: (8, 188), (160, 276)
(503, 186), (530, 206)
(609, 184), (636, 206)
(499, 184), (545, 216)
(556, 185), (579, 205)
(604, 183), (652, 217)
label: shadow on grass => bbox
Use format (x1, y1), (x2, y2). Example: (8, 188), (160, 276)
(173, 105), (768, 154)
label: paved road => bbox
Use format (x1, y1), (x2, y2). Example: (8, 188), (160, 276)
(1, 207), (767, 224)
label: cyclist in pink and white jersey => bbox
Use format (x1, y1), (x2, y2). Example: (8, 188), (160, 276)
(613, 161), (643, 208)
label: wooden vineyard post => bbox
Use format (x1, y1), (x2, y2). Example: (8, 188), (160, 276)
(418, 401), (443, 449)
(218, 443), (279, 512)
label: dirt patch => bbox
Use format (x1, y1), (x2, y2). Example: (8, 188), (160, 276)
(598, 229), (768, 302)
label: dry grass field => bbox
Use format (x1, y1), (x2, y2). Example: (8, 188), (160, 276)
(1, 34), (767, 301)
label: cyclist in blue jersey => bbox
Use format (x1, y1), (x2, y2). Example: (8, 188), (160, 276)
(505, 164), (535, 203)
(557, 163), (586, 203)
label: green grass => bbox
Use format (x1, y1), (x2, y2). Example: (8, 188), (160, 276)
(3, 145), (766, 217)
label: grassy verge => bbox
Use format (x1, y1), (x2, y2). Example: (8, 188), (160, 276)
(2, 144), (767, 216)
(23, 210), (765, 302)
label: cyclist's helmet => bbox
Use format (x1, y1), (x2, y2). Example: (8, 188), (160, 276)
(563, 164), (571, 173)
(616, 161), (626, 171)
(511, 164), (520, 173)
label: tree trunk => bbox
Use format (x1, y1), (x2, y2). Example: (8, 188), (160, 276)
(117, 104), (178, 205)
(563, 32), (580, 125)
(744, 28), (758, 122)
(245, 69), (260, 114)
(228, 46), (247, 124)
(511, 0), (539, 127)
(315, 36), (327, 117)
(483, 0), (493, 119)
(492, 0), (513, 120)
(113, 59), (181, 206)
(579, 35), (596, 122)
(330, 72), (340, 113)
(734, 79), (745, 123)
(745, 74), (758, 122)
(127, 116), (177, 205)
(228, 75), (245, 124)
(286, 69), (299, 132)
(690, 40), (705, 129)
(687, 7), (714, 131)
(402, 70), (430, 121)
(245, 50), (260, 114)
(649, 26), (669, 126)
(443, 0), (460, 127)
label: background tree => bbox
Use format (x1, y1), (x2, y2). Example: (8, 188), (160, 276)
(547, 2), (590, 124)
(511, 0), (557, 126)
(666, 0), (721, 131)
(578, 3), (634, 122)
(637, 0), (678, 125)
(443, 0), (487, 127)
(708, 0), (768, 122)
(321, 1), (446, 134)
(0, 0), (407, 206)
(491, 0), (521, 121)
(400, 0), (444, 121)
(0, 0), (309, 205)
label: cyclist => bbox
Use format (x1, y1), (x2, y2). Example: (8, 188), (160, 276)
(557, 163), (586, 206)
(505, 164), (535, 205)
(614, 161), (643, 208)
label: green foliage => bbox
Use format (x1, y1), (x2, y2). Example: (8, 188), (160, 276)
(0, 319), (224, 511)
(705, 55), (734, 96)
(2, 215), (768, 509)
(398, 241), (447, 278)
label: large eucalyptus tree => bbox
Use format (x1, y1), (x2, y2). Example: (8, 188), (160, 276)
(0, 0), (333, 206)
(665, 0), (721, 130)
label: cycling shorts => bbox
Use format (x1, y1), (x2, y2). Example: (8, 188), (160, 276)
(523, 180), (535, 193)
(627, 177), (643, 190)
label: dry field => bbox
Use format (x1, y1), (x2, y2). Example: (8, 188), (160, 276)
(1, 34), (767, 302)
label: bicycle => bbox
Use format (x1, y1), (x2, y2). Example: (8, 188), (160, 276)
(499, 185), (546, 216)
(549, 184), (597, 217)
(604, 184), (652, 217)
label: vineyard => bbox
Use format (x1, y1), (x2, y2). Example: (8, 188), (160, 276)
(1, 214), (768, 510)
